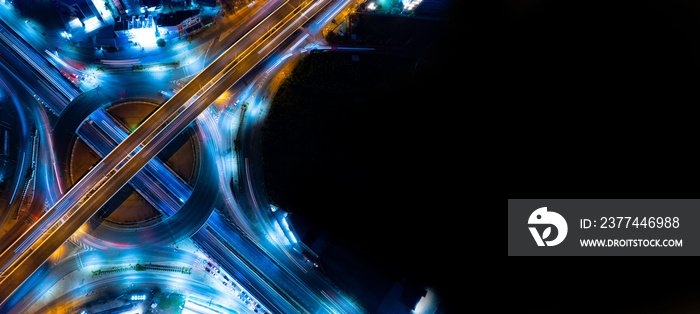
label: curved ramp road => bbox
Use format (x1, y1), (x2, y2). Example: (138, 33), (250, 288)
(0, 0), (336, 307)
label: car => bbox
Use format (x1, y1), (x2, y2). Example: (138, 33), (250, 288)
(222, 281), (227, 286)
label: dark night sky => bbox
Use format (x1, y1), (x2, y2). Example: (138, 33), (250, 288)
(503, 1), (700, 313)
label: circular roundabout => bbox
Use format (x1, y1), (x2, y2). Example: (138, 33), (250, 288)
(52, 89), (217, 249)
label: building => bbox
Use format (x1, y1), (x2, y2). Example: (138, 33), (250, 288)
(112, 13), (158, 47)
(55, 0), (110, 41)
(95, 26), (117, 47)
(156, 9), (201, 38)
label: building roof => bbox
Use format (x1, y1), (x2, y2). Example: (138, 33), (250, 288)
(56, 0), (97, 20)
(96, 26), (116, 46)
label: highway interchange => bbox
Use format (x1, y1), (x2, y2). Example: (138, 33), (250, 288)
(0, 0), (371, 312)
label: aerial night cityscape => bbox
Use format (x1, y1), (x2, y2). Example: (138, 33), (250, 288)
(0, 0), (456, 313)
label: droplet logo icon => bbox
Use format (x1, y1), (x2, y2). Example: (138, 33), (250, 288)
(528, 207), (567, 246)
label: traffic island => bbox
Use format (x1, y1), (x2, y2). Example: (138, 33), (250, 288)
(53, 93), (217, 249)
(67, 100), (198, 228)
(91, 264), (192, 276)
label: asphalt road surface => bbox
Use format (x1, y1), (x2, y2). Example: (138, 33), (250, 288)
(0, 0), (334, 306)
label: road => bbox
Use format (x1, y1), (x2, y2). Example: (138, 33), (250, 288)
(229, 2), (368, 312)
(0, 45), (65, 255)
(1, 246), (246, 314)
(0, 62), (32, 226)
(77, 108), (191, 216)
(0, 20), (80, 113)
(189, 2), (367, 312)
(0, 0), (333, 306)
(1, 0), (369, 312)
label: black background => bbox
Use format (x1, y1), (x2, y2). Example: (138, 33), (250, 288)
(503, 0), (700, 313)
(504, 0), (700, 200)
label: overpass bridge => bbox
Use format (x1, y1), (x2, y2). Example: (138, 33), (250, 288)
(0, 0), (331, 306)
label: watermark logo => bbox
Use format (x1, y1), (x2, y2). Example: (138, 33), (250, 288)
(528, 207), (567, 246)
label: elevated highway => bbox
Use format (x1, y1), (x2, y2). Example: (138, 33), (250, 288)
(0, 0), (331, 305)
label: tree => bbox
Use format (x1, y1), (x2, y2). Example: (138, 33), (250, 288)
(157, 38), (166, 47)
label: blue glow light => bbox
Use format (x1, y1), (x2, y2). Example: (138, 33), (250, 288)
(287, 231), (297, 244)
(83, 16), (101, 33)
(131, 294), (146, 301)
